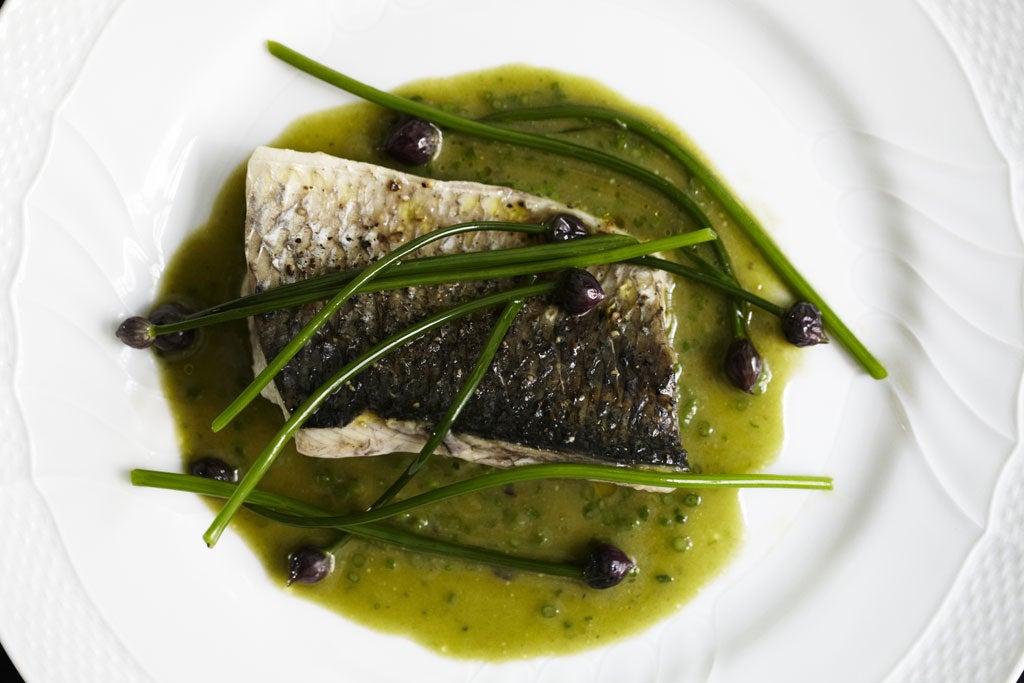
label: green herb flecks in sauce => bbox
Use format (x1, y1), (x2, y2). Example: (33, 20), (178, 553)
(155, 66), (799, 659)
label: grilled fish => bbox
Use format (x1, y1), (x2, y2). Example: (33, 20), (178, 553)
(245, 146), (687, 468)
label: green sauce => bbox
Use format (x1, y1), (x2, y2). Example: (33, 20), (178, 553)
(155, 66), (798, 659)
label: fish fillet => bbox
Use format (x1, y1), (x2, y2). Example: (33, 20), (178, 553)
(245, 146), (687, 469)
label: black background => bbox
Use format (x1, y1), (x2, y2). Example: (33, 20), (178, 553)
(0, 0), (1020, 681)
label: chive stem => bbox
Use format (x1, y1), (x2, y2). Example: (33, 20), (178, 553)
(266, 41), (714, 235)
(481, 104), (887, 379)
(263, 41), (776, 375)
(133, 469), (581, 580)
(327, 293), (529, 553)
(153, 233), (632, 334)
(299, 515), (582, 579)
(210, 221), (547, 432)
(632, 256), (786, 316)
(380, 294), (529, 497)
(135, 466), (832, 532)
(201, 281), (555, 547)
(154, 229), (717, 336)
(248, 463), (834, 529)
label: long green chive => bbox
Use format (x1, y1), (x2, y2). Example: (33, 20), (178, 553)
(265, 41), (886, 381)
(150, 232), (794, 344)
(243, 463), (834, 529)
(201, 281), (555, 547)
(329, 292), (531, 553)
(152, 233), (634, 335)
(135, 467), (832, 530)
(297, 516), (583, 579)
(134, 470), (582, 581)
(210, 227), (715, 431)
(263, 41), (771, 378)
(632, 256), (785, 316)
(210, 220), (548, 432)
(327, 228), (714, 294)
(482, 104), (887, 379)
(154, 229), (716, 337)
(267, 41), (714, 236)
(377, 293), (529, 497)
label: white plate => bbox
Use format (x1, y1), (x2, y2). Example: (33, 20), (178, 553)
(2, 0), (1022, 681)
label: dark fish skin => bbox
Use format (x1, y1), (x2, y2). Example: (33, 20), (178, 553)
(245, 147), (688, 469)
(255, 270), (686, 467)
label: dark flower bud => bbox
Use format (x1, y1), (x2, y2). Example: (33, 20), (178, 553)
(724, 338), (763, 393)
(583, 543), (635, 589)
(559, 268), (605, 315)
(382, 118), (442, 166)
(115, 316), (156, 349)
(286, 545), (335, 586)
(546, 213), (590, 242)
(782, 301), (827, 346)
(149, 302), (197, 353)
(188, 456), (238, 483)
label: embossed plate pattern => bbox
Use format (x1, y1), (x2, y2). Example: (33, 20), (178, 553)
(1, 0), (1021, 681)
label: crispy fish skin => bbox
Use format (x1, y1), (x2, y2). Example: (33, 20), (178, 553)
(245, 146), (687, 468)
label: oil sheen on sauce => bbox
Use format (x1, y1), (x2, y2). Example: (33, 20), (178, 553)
(155, 65), (798, 659)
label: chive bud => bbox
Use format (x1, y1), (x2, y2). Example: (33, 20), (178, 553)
(582, 543), (635, 589)
(382, 118), (442, 166)
(286, 545), (335, 586)
(546, 213), (590, 242)
(559, 268), (605, 315)
(724, 338), (763, 393)
(782, 301), (827, 347)
(149, 303), (197, 353)
(188, 456), (238, 483)
(115, 316), (156, 349)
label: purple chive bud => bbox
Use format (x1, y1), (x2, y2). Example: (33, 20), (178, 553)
(149, 302), (197, 353)
(782, 301), (827, 347)
(583, 543), (635, 589)
(286, 545), (335, 586)
(382, 118), (442, 166)
(559, 268), (605, 315)
(724, 338), (763, 393)
(116, 316), (156, 349)
(188, 456), (238, 484)
(546, 213), (590, 242)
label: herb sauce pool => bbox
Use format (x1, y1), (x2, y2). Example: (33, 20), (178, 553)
(155, 66), (798, 659)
